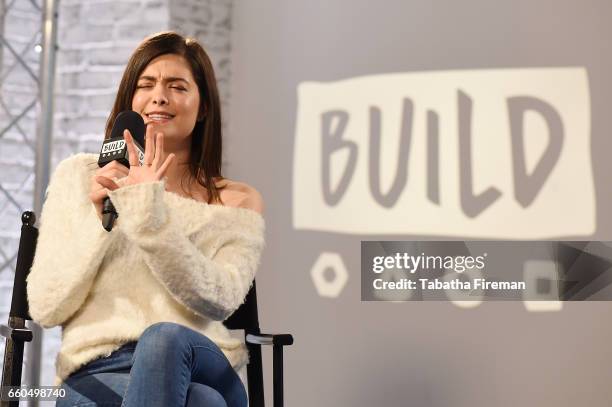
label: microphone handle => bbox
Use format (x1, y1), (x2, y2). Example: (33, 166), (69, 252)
(102, 196), (118, 232)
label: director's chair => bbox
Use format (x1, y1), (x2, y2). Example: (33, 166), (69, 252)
(1, 211), (293, 407)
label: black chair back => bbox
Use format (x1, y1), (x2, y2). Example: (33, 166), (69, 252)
(224, 281), (266, 407)
(2, 212), (37, 407)
(11, 211), (37, 321)
(224, 281), (260, 331)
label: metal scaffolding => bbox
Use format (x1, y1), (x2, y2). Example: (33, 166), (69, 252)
(0, 0), (58, 404)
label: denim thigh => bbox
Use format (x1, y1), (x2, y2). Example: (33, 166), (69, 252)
(57, 342), (136, 407)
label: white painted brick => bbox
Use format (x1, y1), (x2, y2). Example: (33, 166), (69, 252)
(61, 23), (116, 45)
(84, 1), (143, 22)
(114, 23), (161, 42)
(59, 3), (82, 23)
(87, 93), (115, 112)
(58, 69), (122, 91)
(56, 115), (107, 136)
(56, 48), (87, 67)
(86, 45), (133, 66)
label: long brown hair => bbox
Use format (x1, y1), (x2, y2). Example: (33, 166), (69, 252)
(104, 31), (225, 204)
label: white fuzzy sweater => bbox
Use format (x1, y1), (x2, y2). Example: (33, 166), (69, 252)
(26, 153), (265, 385)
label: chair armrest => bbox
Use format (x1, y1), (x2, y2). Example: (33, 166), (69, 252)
(246, 333), (293, 346)
(246, 332), (293, 407)
(0, 324), (33, 342)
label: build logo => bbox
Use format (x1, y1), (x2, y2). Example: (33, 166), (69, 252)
(293, 68), (593, 239)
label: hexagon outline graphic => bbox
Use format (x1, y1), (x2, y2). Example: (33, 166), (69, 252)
(310, 252), (348, 298)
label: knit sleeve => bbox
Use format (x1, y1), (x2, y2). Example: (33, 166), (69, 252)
(26, 154), (116, 328)
(107, 180), (265, 321)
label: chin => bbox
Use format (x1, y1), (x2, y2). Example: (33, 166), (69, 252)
(147, 121), (172, 131)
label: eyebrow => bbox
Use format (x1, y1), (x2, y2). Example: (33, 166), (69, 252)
(138, 75), (190, 84)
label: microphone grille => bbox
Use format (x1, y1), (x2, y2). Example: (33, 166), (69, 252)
(110, 110), (146, 146)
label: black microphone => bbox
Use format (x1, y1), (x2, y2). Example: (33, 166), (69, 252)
(97, 110), (146, 232)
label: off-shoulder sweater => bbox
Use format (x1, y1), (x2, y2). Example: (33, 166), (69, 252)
(25, 153), (265, 385)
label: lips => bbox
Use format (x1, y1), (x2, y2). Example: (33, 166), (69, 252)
(145, 111), (175, 123)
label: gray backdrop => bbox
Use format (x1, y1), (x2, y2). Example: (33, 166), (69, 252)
(226, 1), (612, 406)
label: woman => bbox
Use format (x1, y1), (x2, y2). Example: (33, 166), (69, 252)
(26, 31), (265, 407)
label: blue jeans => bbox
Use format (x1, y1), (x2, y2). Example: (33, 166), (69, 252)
(57, 322), (248, 407)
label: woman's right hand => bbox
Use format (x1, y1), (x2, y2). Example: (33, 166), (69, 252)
(89, 161), (129, 221)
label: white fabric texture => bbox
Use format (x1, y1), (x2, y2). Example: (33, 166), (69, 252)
(26, 153), (265, 385)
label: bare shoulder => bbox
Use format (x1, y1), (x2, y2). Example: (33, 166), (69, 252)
(219, 179), (264, 215)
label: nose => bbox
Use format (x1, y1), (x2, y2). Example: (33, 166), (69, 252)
(151, 85), (169, 106)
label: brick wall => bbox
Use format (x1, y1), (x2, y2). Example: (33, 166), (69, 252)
(0, 0), (234, 387)
(169, 0), (233, 124)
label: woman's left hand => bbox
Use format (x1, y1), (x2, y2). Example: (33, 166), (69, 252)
(95, 125), (176, 192)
